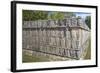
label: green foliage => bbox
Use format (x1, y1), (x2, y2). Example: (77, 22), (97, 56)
(32, 11), (48, 20)
(48, 12), (65, 20)
(23, 10), (76, 21)
(85, 16), (91, 29)
(77, 16), (82, 19)
(64, 12), (76, 18)
(23, 10), (33, 21)
(48, 12), (75, 20)
(23, 10), (48, 21)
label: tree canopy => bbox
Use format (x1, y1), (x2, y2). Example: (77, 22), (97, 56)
(48, 12), (65, 20)
(23, 10), (48, 21)
(85, 16), (91, 29)
(23, 10), (75, 21)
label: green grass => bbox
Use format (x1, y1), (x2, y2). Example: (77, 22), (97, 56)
(22, 52), (50, 63)
(84, 38), (91, 59)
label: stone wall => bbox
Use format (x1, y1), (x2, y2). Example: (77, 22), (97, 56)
(22, 18), (90, 60)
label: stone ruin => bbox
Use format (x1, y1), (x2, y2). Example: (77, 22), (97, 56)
(22, 17), (90, 60)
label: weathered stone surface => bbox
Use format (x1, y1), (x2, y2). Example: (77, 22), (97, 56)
(22, 18), (90, 60)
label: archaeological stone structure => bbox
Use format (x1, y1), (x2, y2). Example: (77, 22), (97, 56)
(22, 17), (90, 60)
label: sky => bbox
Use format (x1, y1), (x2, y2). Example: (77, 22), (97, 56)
(75, 12), (91, 19)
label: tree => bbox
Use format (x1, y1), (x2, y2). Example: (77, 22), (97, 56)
(23, 10), (76, 21)
(23, 10), (33, 21)
(32, 11), (48, 20)
(64, 12), (76, 18)
(48, 12), (76, 20)
(48, 12), (65, 20)
(85, 16), (91, 29)
(23, 10), (48, 21)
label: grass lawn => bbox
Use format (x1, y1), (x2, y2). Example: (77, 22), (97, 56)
(84, 38), (91, 59)
(22, 52), (50, 63)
